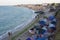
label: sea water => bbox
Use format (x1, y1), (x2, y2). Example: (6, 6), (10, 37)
(0, 6), (36, 36)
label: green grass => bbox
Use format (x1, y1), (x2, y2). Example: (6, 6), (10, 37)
(12, 17), (39, 40)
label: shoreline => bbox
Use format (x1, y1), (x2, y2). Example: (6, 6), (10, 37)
(12, 14), (39, 40)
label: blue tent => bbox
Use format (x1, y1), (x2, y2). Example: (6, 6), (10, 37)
(26, 38), (31, 40)
(38, 29), (46, 34)
(39, 21), (46, 26)
(37, 37), (47, 40)
(49, 16), (55, 20)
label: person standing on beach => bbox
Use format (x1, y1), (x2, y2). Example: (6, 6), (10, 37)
(8, 32), (12, 40)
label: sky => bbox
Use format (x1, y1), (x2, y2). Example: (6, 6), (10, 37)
(0, 0), (60, 5)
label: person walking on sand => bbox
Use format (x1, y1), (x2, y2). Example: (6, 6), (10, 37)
(8, 32), (12, 40)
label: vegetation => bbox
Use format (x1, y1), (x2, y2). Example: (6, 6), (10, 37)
(55, 11), (60, 40)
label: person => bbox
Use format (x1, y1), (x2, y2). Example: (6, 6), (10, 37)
(29, 28), (35, 35)
(8, 32), (12, 40)
(34, 25), (42, 34)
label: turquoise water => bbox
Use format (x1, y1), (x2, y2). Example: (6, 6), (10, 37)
(0, 6), (36, 36)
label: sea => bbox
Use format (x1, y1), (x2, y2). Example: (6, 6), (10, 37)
(0, 6), (36, 37)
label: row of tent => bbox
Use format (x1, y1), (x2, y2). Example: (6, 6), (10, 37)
(26, 14), (57, 40)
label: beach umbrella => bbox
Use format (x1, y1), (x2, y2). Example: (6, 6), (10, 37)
(26, 38), (31, 40)
(50, 27), (56, 31)
(42, 27), (47, 31)
(51, 21), (56, 25)
(49, 24), (56, 31)
(48, 15), (55, 21)
(37, 37), (47, 40)
(49, 24), (55, 27)
(50, 18), (56, 25)
(39, 21), (46, 26)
